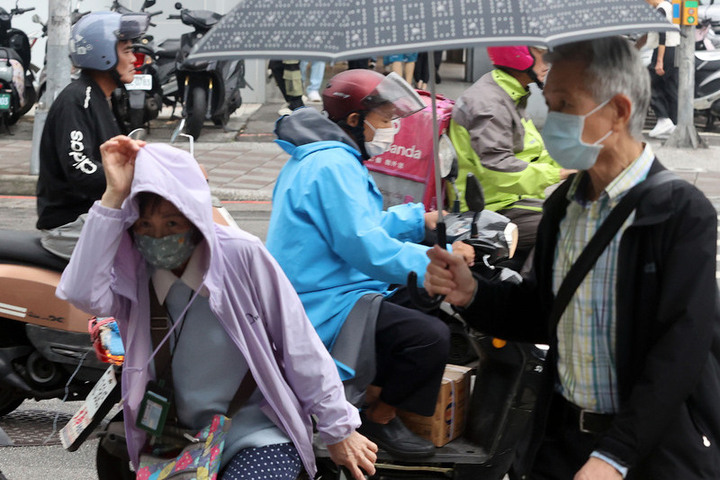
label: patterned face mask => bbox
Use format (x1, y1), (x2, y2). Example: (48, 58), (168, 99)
(134, 231), (197, 270)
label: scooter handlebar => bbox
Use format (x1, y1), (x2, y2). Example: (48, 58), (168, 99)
(168, 14), (182, 19)
(12, 7), (36, 15)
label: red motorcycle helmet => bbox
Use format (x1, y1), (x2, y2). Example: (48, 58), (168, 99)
(486, 46), (536, 71)
(322, 70), (424, 122)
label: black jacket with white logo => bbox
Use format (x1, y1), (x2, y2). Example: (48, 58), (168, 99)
(36, 73), (123, 230)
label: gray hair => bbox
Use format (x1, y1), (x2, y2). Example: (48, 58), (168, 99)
(545, 36), (650, 139)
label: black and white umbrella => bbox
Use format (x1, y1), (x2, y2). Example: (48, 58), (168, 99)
(189, 0), (675, 63)
(189, 0), (675, 306)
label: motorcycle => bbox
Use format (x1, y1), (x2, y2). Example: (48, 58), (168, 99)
(694, 48), (720, 130)
(111, 0), (165, 132)
(154, 36), (182, 115)
(0, 230), (107, 416)
(170, 2), (245, 140)
(320, 174), (543, 480)
(0, 1), (37, 132)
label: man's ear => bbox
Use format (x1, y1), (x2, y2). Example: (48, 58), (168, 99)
(610, 94), (633, 130)
(345, 112), (360, 128)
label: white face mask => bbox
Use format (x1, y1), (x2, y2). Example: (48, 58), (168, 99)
(364, 119), (399, 157)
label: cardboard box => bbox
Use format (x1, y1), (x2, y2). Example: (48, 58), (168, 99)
(397, 364), (472, 447)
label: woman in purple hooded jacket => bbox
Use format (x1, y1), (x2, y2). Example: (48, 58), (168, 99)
(56, 136), (377, 480)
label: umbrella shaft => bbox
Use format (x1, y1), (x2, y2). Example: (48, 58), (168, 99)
(429, 51), (445, 242)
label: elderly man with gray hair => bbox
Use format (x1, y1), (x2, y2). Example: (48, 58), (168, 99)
(424, 36), (720, 480)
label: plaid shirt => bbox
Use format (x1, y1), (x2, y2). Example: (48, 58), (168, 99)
(553, 144), (654, 413)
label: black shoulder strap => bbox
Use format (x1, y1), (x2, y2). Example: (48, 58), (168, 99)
(549, 170), (677, 331)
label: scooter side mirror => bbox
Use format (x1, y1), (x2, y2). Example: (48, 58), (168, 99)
(142, 0), (156, 9)
(438, 133), (461, 213)
(466, 173), (484, 238)
(174, 2), (183, 10)
(438, 133), (458, 183)
(465, 173), (485, 213)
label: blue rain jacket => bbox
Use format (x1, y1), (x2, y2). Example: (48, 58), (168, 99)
(266, 108), (430, 379)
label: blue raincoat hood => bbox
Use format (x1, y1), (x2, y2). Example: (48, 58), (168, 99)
(274, 107), (360, 153)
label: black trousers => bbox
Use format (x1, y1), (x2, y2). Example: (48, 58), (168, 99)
(649, 46), (679, 124)
(268, 60), (304, 110)
(414, 51), (443, 84)
(529, 394), (615, 480)
(372, 288), (450, 417)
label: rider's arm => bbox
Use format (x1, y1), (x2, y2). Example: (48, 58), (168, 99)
(50, 92), (109, 196)
(452, 102), (561, 198)
(378, 201), (425, 242)
(307, 154), (431, 285)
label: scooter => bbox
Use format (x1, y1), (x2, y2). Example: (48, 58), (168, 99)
(0, 230), (108, 417)
(317, 174), (545, 480)
(154, 36), (182, 115)
(690, 12), (720, 130)
(0, 1), (38, 132)
(111, 0), (165, 132)
(170, 2), (245, 140)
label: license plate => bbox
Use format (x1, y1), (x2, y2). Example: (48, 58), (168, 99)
(60, 365), (120, 451)
(125, 74), (152, 91)
(0, 93), (10, 110)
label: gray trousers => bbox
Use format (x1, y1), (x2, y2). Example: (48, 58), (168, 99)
(40, 214), (87, 260)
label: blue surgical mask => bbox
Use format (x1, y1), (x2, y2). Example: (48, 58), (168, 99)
(542, 99), (613, 170)
(134, 231), (197, 270)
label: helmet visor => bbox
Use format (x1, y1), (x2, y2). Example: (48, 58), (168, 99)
(363, 72), (425, 119)
(116, 13), (149, 41)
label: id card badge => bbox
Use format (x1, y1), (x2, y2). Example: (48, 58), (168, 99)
(136, 381), (171, 437)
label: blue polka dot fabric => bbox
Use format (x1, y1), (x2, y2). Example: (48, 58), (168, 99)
(221, 443), (303, 480)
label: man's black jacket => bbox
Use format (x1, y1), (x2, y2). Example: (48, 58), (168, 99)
(464, 160), (720, 478)
(36, 73), (123, 230)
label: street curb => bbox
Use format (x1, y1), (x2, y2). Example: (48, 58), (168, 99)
(0, 174), (274, 202)
(212, 187), (273, 202)
(0, 175), (37, 196)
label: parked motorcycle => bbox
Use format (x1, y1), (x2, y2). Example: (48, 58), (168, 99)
(0, 1), (38, 131)
(170, 2), (245, 140)
(111, 0), (165, 132)
(154, 36), (181, 114)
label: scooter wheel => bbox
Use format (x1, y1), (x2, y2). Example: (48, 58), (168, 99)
(187, 86), (206, 140)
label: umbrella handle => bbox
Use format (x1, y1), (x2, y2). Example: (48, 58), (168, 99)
(407, 271), (445, 312)
(407, 222), (447, 311)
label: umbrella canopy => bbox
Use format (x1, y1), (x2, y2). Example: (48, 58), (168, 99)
(188, 0), (676, 63)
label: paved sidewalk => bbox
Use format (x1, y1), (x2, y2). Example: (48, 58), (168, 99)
(1, 59), (719, 203)
(2, 132), (720, 203)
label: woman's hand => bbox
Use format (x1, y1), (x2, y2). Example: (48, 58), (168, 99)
(424, 245), (477, 307)
(451, 241), (475, 267)
(99, 136), (146, 209)
(424, 210), (448, 231)
(326, 431), (378, 480)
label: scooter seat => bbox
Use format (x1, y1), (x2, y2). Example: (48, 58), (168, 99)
(0, 229), (68, 272)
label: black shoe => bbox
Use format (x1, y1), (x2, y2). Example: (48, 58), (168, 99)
(358, 412), (436, 459)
